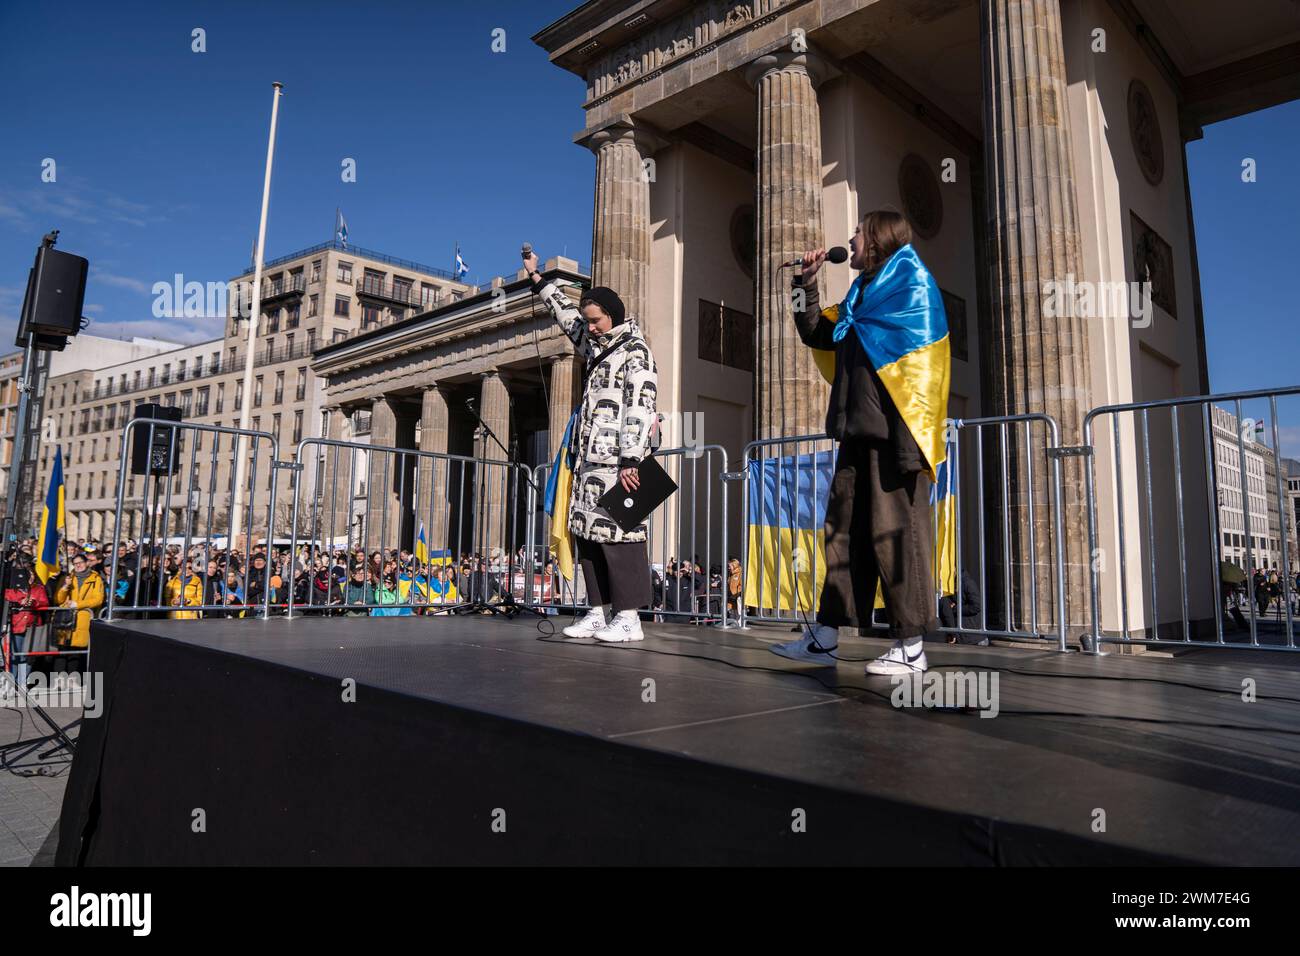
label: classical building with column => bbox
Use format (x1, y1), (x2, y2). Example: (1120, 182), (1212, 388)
(531, 0), (1300, 638)
(308, 258), (588, 560)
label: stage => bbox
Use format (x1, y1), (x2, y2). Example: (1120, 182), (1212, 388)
(56, 612), (1300, 865)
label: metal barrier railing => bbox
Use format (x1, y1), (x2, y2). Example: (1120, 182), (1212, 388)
(286, 437), (533, 616)
(106, 417), (282, 620)
(736, 417), (1068, 649)
(1084, 385), (1300, 652)
(526, 443), (733, 625)
(48, 386), (1296, 659)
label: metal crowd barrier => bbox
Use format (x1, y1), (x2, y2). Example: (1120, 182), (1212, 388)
(526, 443), (733, 625)
(737, 415), (1069, 650)
(1084, 385), (1300, 652)
(106, 417), (282, 620)
(76, 386), (1300, 657)
(286, 437), (533, 616)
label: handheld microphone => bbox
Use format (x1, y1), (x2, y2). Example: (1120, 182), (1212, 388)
(779, 246), (848, 269)
(521, 242), (533, 260)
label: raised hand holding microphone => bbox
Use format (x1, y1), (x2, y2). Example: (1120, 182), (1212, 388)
(521, 242), (539, 275)
(800, 248), (829, 282)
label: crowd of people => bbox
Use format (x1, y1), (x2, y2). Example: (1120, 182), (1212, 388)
(1221, 567), (1300, 629)
(0, 536), (749, 645)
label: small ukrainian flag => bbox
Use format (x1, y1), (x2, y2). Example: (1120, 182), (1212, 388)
(35, 447), (66, 584)
(415, 522), (429, 565)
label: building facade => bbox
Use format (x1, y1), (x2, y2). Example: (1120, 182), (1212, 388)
(29, 240), (475, 545)
(308, 257), (588, 558)
(1209, 404), (1284, 573)
(2, 334), (181, 515)
(529, 0), (1300, 637)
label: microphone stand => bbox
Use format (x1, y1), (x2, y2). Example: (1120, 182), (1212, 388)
(454, 398), (545, 620)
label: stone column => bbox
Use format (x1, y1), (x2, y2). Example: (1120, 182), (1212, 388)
(980, 0), (1091, 630)
(316, 406), (349, 550)
(417, 386), (451, 553)
(548, 356), (579, 458)
(366, 397), (401, 555)
(579, 116), (666, 328)
(475, 372), (512, 560)
(747, 50), (833, 440)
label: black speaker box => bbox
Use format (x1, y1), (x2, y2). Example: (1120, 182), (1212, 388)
(130, 404), (184, 477)
(21, 245), (88, 337)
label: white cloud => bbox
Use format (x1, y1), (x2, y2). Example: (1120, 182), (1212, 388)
(0, 181), (160, 230)
(91, 270), (151, 294)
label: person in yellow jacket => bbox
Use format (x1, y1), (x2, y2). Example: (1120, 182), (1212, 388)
(165, 559), (205, 620)
(54, 552), (105, 649)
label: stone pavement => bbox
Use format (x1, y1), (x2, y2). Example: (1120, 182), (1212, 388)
(0, 702), (80, 867)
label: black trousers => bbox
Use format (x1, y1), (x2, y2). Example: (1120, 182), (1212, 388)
(815, 437), (939, 640)
(577, 537), (652, 612)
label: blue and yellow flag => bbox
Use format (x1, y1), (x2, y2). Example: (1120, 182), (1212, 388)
(543, 410), (578, 582)
(812, 244), (951, 479)
(35, 447), (66, 583)
(414, 522), (429, 565)
(743, 434), (961, 616)
(742, 452), (833, 612)
(931, 436), (958, 597)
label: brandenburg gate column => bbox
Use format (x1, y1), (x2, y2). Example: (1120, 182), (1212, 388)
(475, 371), (511, 561)
(417, 386), (450, 552)
(578, 117), (666, 328)
(980, 0), (1092, 629)
(548, 355), (579, 458)
(746, 50), (833, 441)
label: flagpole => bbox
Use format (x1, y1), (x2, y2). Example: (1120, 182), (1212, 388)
(231, 81), (283, 550)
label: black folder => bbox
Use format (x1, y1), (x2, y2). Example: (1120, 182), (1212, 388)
(597, 455), (678, 533)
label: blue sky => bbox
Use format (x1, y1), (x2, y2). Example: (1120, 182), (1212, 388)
(1, 1), (1296, 446)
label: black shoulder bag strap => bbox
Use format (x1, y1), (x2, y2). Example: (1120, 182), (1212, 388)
(568, 332), (633, 458)
(580, 332), (632, 389)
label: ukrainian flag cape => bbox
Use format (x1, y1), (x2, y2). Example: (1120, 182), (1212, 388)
(811, 244), (951, 480)
(543, 410), (578, 582)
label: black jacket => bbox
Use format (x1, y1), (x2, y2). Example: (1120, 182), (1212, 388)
(792, 275), (924, 473)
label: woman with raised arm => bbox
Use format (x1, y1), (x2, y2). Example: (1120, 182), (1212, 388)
(524, 249), (659, 643)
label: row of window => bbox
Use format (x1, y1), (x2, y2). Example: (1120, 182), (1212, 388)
(54, 368), (311, 438)
(1222, 532), (1280, 554)
(49, 410), (307, 501)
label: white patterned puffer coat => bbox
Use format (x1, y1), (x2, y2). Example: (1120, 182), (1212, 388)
(537, 279), (659, 544)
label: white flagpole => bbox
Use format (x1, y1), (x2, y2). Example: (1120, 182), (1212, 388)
(231, 81), (283, 550)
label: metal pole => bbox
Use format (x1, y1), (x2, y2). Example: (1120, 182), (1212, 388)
(231, 81), (283, 547)
(0, 332), (38, 662)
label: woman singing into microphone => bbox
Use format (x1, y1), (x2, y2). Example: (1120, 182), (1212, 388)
(769, 210), (951, 675)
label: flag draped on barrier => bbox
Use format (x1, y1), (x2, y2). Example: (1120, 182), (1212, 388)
(743, 434), (960, 615)
(543, 410), (578, 582)
(35, 447), (65, 584)
(742, 452), (832, 613)
(930, 445), (958, 598)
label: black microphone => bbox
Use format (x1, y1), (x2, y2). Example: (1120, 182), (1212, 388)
(780, 246), (848, 269)
(521, 242), (533, 260)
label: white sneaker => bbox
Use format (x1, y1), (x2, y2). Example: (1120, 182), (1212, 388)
(769, 624), (840, 665)
(593, 610), (644, 642)
(865, 640), (928, 675)
(562, 605), (608, 638)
